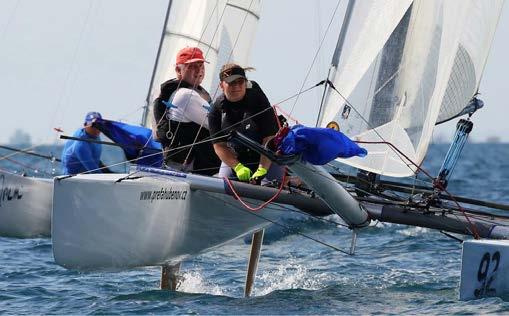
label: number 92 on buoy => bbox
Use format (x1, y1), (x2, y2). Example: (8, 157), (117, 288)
(460, 239), (509, 300)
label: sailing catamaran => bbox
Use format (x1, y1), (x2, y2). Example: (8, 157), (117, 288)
(51, 0), (509, 300)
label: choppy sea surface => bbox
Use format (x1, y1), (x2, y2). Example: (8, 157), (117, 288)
(1, 143), (509, 314)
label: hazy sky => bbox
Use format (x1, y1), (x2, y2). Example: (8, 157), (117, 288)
(0, 0), (508, 145)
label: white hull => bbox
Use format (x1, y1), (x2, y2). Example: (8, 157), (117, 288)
(0, 170), (52, 237)
(52, 171), (286, 270)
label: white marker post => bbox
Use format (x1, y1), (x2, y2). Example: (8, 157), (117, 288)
(460, 239), (509, 300)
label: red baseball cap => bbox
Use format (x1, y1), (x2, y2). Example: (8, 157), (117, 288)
(176, 47), (208, 65)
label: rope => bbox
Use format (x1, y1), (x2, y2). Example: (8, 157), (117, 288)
(223, 173), (286, 212)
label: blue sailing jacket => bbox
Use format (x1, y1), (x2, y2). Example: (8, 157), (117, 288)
(61, 128), (103, 174)
(95, 119), (162, 167)
(279, 125), (368, 165)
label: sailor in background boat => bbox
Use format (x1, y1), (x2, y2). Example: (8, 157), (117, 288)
(152, 46), (220, 176)
(209, 63), (283, 184)
(61, 112), (112, 175)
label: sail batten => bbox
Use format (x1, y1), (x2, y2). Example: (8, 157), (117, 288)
(163, 31), (220, 53)
(318, 0), (504, 177)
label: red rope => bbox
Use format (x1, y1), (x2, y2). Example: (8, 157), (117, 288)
(223, 173), (286, 212)
(356, 140), (481, 239)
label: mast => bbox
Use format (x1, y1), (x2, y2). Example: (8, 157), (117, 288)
(315, 0), (356, 127)
(141, 0), (173, 127)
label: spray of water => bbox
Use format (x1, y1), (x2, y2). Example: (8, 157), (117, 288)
(177, 270), (225, 296)
(255, 258), (333, 296)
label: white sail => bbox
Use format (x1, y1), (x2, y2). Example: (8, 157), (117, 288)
(318, 0), (503, 177)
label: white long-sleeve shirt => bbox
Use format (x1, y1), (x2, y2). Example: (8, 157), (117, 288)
(168, 88), (210, 129)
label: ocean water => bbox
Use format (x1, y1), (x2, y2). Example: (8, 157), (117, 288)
(1, 143), (509, 314)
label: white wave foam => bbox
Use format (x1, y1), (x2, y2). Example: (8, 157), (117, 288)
(255, 258), (332, 296)
(399, 226), (431, 237)
(177, 270), (225, 296)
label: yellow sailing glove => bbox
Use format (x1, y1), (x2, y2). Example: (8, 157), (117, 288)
(234, 163), (252, 182)
(250, 166), (267, 184)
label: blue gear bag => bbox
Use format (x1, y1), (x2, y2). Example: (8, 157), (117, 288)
(279, 124), (367, 165)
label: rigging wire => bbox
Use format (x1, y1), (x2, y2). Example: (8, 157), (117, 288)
(117, 106), (146, 123)
(0, 157), (53, 177)
(0, 144), (48, 162)
(0, 0), (20, 53)
(289, 0), (342, 116)
(314, 0), (324, 106)
(0, 144), (61, 163)
(205, 192), (353, 255)
(49, 0), (97, 142)
(0, 141), (63, 176)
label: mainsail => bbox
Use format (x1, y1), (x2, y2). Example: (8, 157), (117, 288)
(317, 0), (503, 177)
(141, 0), (261, 128)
